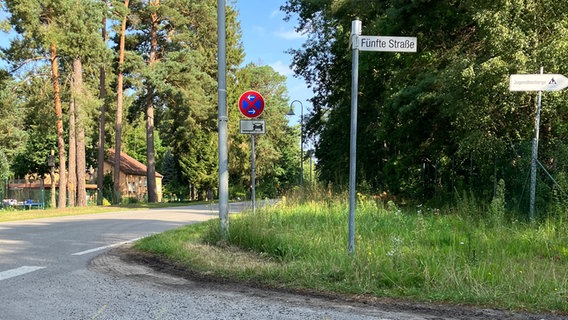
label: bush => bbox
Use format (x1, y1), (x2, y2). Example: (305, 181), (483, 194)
(102, 173), (117, 203)
(488, 179), (506, 225)
(229, 184), (247, 201)
(123, 197), (140, 204)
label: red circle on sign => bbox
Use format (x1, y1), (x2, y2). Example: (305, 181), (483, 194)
(238, 90), (265, 118)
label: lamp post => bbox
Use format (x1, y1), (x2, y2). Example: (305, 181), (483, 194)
(307, 149), (314, 185)
(287, 100), (303, 186)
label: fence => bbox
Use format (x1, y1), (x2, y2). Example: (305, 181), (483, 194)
(0, 179), (97, 209)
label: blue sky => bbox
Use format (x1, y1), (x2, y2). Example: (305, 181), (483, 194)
(235, 0), (311, 121)
(0, 1), (312, 122)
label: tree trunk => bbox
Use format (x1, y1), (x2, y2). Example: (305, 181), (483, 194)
(50, 43), (66, 208)
(68, 78), (77, 207)
(145, 0), (160, 203)
(114, 0), (129, 204)
(97, 3), (108, 206)
(146, 91), (158, 202)
(74, 58), (87, 207)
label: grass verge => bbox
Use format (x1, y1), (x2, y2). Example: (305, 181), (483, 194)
(0, 200), (215, 223)
(0, 206), (136, 222)
(134, 198), (568, 314)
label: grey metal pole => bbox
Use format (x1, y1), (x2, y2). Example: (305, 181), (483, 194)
(300, 103), (303, 187)
(289, 100), (303, 186)
(217, 0), (229, 239)
(309, 151), (312, 185)
(529, 66), (543, 222)
(348, 19), (361, 254)
(251, 134), (256, 214)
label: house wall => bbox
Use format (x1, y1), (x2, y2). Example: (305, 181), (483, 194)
(103, 161), (162, 202)
(6, 160), (163, 203)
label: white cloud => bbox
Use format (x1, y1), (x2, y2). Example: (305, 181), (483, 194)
(270, 9), (280, 19)
(274, 29), (306, 41)
(270, 60), (293, 76)
(251, 25), (265, 35)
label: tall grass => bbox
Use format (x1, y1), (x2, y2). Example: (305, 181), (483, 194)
(136, 193), (568, 313)
(210, 198), (568, 311)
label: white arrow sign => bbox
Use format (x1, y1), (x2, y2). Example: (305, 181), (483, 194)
(509, 74), (568, 91)
(358, 36), (417, 52)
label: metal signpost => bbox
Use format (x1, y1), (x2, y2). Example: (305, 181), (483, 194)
(348, 19), (417, 254)
(510, 70), (568, 221)
(239, 91), (266, 214)
(217, 0), (229, 239)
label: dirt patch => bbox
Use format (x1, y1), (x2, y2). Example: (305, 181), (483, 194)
(94, 245), (567, 320)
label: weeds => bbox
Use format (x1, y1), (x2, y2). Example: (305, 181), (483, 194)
(136, 193), (568, 313)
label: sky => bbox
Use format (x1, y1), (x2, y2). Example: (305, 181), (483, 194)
(235, 0), (311, 123)
(0, 1), (312, 125)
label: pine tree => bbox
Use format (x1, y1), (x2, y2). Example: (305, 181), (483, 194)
(113, 0), (130, 204)
(123, 0), (243, 200)
(3, 0), (106, 207)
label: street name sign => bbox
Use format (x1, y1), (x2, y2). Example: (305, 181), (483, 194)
(347, 19), (418, 254)
(358, 36), (417, 52)
(509, 69), (568, 222)
(509, 74), (568, 92)
(239, 119), (265, 134)
(238, 90), (265, 118)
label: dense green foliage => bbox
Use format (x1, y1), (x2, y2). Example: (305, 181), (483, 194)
(136, 198), (568, 313)
(283, 0), (568, 217)
(0, 75), (26, 179)
(228, 64), (300, 197)
(0, 0), (300, 202)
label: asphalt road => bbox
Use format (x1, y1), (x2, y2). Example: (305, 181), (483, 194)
(0, 204), (562, 320)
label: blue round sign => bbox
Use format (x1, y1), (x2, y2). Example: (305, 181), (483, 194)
(238, 90), (265, 118)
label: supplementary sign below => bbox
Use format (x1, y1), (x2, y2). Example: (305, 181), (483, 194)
(509, 74), (568, 92)
(240, 119), (265, 134)
(358, 36), (417, 52)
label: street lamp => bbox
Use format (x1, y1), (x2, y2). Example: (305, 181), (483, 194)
(307, 149), (314, 185)
(288, 100), (303, 186)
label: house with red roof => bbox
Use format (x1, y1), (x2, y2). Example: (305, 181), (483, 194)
(104, 149), (163, 202)
(4, 149), (163, 205)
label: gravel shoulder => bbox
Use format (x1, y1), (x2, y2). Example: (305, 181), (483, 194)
(91, 245), (567, 320)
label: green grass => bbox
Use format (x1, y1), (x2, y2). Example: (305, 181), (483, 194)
(121, 200), (217, 209)
(134, 198), (568, 314)
(0, 200), (216, 223)
(0, 206), (137, 222)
